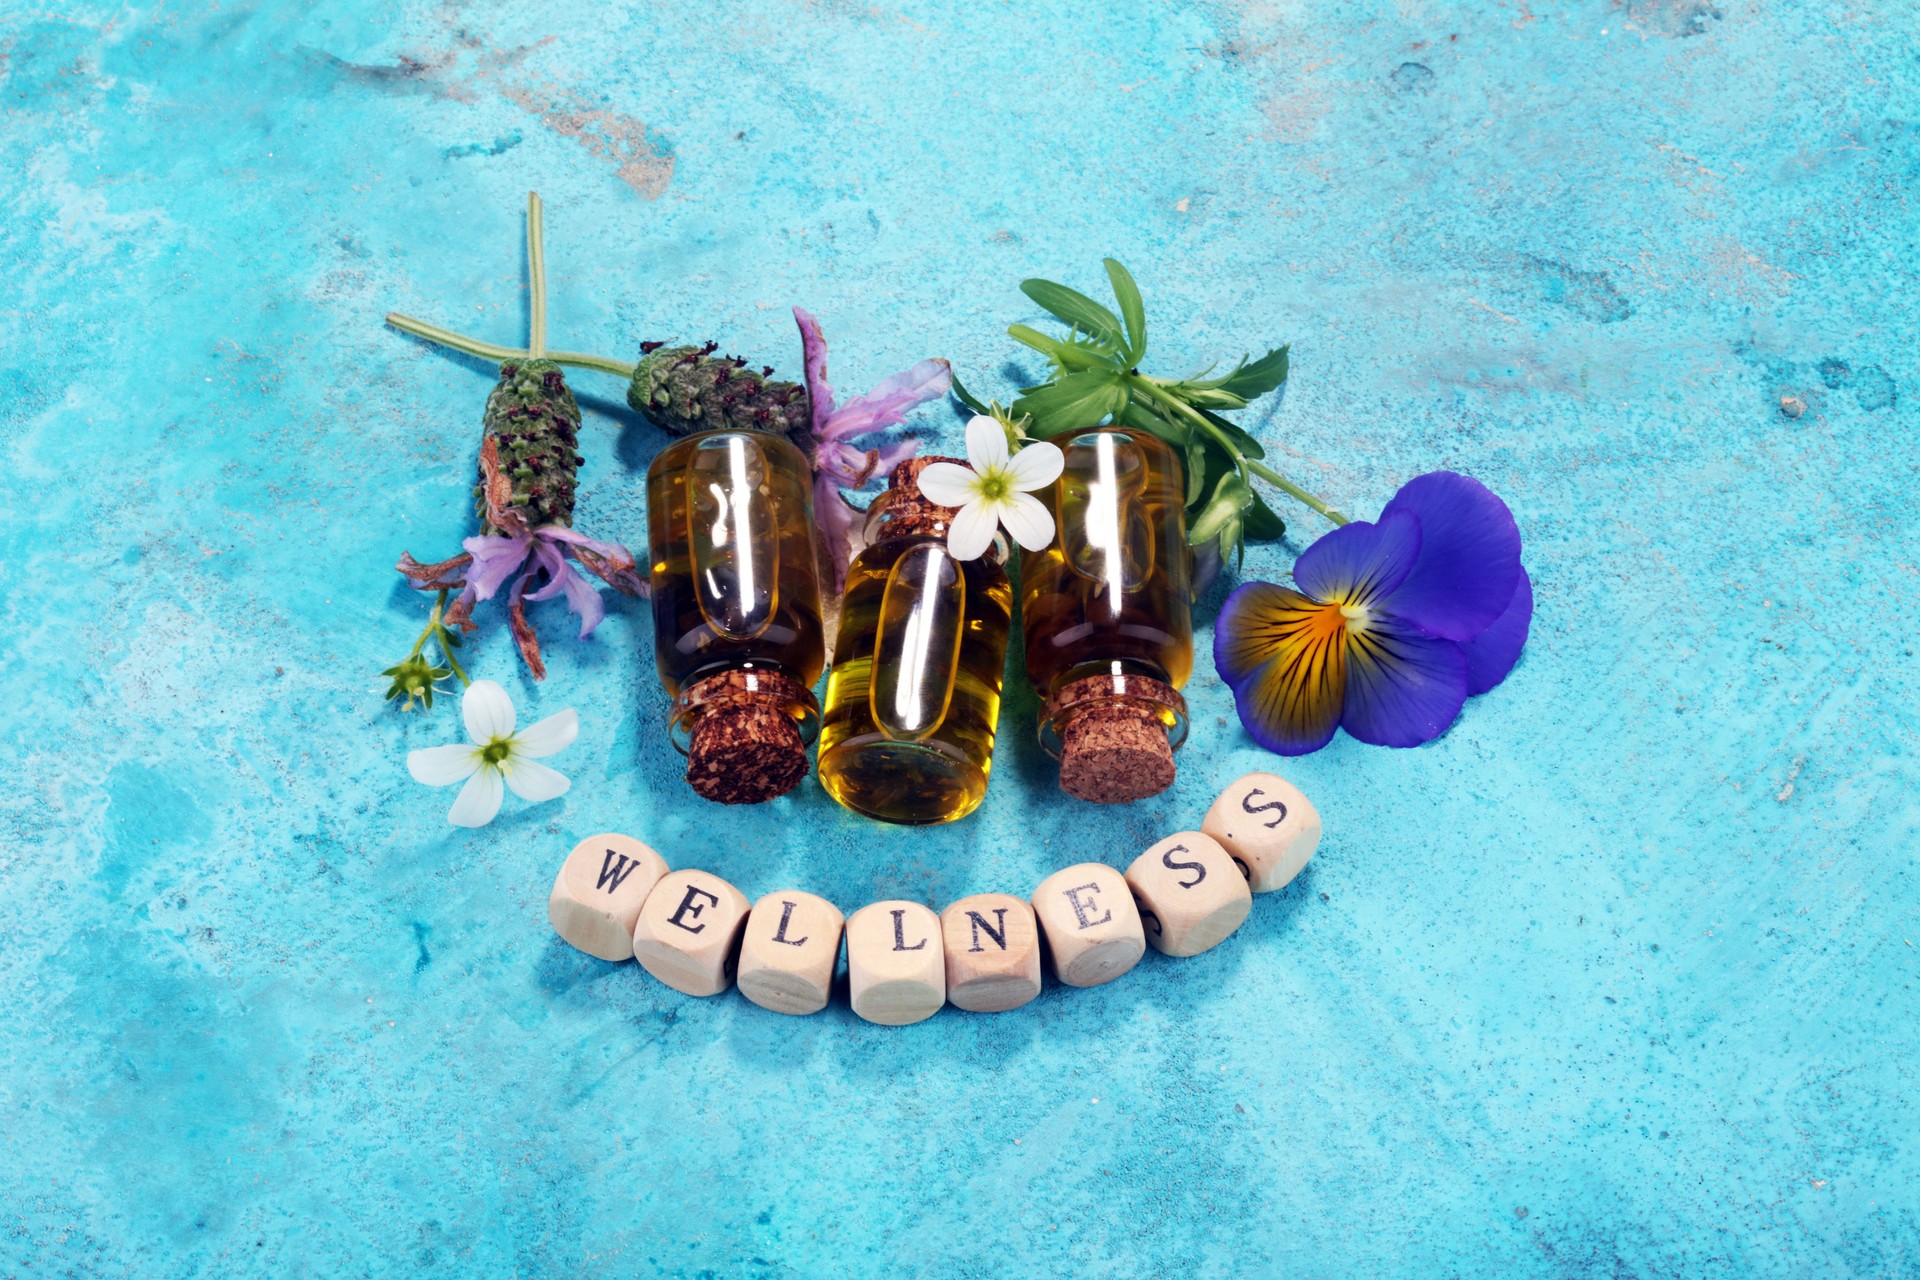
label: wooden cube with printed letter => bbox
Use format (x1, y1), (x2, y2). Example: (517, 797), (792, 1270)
(630, 869), (750, 997)
(846, 900), (946, 1025)
(547, 833), (670, 962)
(1125, 832), (1252, 957)
(736, 890), (845, 1016)
(1030, 863), (1145, 988)
(1201, 772), (1322, 893)
(940, 893), (1042, 1013)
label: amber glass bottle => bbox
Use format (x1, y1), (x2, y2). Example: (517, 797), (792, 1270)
(817, 457), (1014, 825)
(646, 429), (826, 804)
(1022, 426), (1193, 803)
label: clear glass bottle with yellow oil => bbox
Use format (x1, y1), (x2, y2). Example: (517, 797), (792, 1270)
(817, 456), (1014, 825)
(1022, 425), (1193, 803)
(646, 428), (826, 804)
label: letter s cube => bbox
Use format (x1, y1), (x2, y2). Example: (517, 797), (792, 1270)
(1125, 832), (1251, 958)
(1201, 772), (1321, 893)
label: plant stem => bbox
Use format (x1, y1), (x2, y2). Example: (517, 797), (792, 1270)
(383, 312), (636, 379)
(526, 192), (547, 358)
(1133, 379), (1348, 526)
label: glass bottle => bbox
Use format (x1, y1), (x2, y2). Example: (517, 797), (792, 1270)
(817, 456), (1014, 825)
(1022, 426), (1193, 803)
(645, 429), (826, 804)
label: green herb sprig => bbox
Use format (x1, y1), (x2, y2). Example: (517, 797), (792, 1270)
(954, 259), (1348, 567)
(381, 589), (468, 711)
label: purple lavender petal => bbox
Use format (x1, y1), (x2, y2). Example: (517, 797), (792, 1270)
(813, 438), (869, 487)
(1292, 510), (1422, 609)
(525, 543), (605, 639)
(460, 534), (533, 602)
(817, 358), (952, 442)
(537, 526), (633, 563)
(1460, 565), (1533, 695)
(1377, 471), (1522, 641)
(794, 306), (836, 438)
(871, 436), (919, 477)
(814, 471), (862, 598)
(1339, 614), (1470, 748)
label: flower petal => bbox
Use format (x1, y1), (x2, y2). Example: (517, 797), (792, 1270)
(513, 707), (578, 759)
(460, 535), (533, 602)
(448, 766), (504, 827)
(1003, 440), (1065, 492)
(998, 491), (1055, 551)
(1214, 582), (1347, 756)
(1340, 615), (1471, 748)
(814, 472), (863, 598)
(820, 359), (951, 441)
(501, 757), (571, 803)
(1377, 471), (1522, 641)
(408, 743), (482, 787)
(917, 462), (980, 508)
(946, 500), (999, 561)
(526, 546), (605, 640)
(964, 415), (1010, 476)
(794, 306), (836, 437)
(1460, 565), (1533, 696)
(462, 679), (515, 744)
(1292, 510), (1422, 610)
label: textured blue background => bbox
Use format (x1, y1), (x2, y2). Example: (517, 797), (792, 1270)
(3, 1), (1916, 1275)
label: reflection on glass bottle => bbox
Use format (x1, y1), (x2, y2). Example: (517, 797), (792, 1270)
(1023, 427), (1192, 803)
(818, 456), (1013, 825)
(646, 429), (825, 804)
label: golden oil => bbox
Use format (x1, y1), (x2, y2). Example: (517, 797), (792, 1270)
(645, 429), (826, 803)
(817, 459), (1013, 825)
(1021, 426), (1193, 802)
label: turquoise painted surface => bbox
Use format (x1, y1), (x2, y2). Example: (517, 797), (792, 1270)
(2, 0), (1915, 1274)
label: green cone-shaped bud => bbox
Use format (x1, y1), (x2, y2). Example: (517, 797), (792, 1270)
(477, 358), (582, 532)
(626, 343), (812, 447)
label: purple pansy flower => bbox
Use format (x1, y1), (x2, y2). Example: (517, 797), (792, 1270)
(794, 307), (951, 594)
(1214, 471), (1532, 755)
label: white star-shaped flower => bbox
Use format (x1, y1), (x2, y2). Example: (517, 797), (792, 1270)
(406, 680), (577, 827)
(915, 416), (1066, 561)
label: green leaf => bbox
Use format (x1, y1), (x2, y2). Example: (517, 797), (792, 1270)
(1243, 491), (1287, 543)
(1020, 278), (1126, 350)
(1103, 258), (1146, 363)
(1184, 435), (1208, 506)
(1112, 398), (1188, 448)
(1216, 346), (1290, 400)
(1188, 471), (1252, 545)
(1012, 370), (1126, 437)
(1197, 407), (1267, 461)
(1008, 323), (1068, 362)
(950, 372), (991, 415)
(1182, 387), (1250, 411)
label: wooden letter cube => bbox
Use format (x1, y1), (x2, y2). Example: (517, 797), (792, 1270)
(736, 890), (845, 1016)
(1201, 771), (1322, 893)
(846, 901), (945, 1025)
(1125, 832), (1252, 958)
(630, 869), (750, 997)
(940, 893), (1042, 1013)
(1030, 863), (1145, 988)
(548, 833), (669, 962)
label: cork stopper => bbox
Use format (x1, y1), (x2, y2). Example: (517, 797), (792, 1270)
(1045, 673), (1187, 805)
(878, 455), (966, 539)
(678, 669), (814, 805)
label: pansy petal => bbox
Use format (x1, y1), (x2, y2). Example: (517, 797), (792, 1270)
(462, 679), (515, 744)
(502, 757), (570, 803)
(820, 359), (951, 441)
(448, 766), (504, 828)
(998, 491), (1055, 551)
(1214, 582), (1347, 756)
(946, 500), (999, 561)
(1340, 615), (1471, 748)
(1461, 565), (1533, 696)
(794, 306), (835, 436)
(1378, 471), (1522, 641)
(408, 744), (481, 787)
(917, 462), (980, 508)
(1004, 440), (1065, 492)
(513, 707), (578, 759)
(1292, 510), (1422, 609)
(964, 415), (1010, 475)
